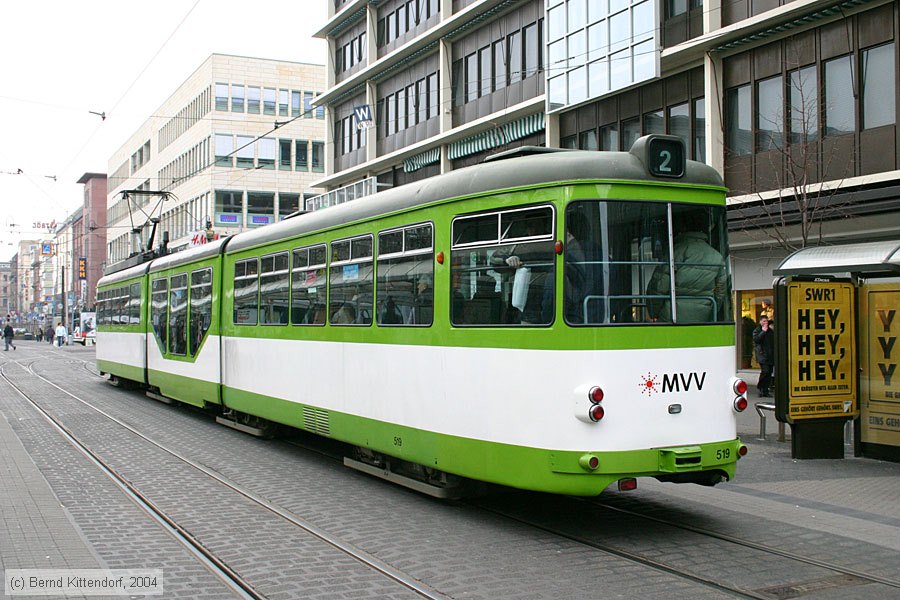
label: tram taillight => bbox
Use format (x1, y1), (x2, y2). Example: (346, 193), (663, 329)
(589, 386), (604, 403)
(738, 445), (748, 457)
(731, 377), (748, 413)
(589, 404), (605, 422)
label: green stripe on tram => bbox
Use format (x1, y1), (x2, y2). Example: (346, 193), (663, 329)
(221, 384), (739, 496)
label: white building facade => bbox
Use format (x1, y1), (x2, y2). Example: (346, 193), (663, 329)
(106, 54), (326, 264)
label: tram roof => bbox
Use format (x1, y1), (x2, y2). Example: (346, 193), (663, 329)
(226, 146), (725, 254)
(97, 261), (151, 287)
(148, 238), (228, 273)
(775, 240), (900, 276)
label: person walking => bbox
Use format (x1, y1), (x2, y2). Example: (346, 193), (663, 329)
(753, 315), (775, 397)
(55, 322), (68, 347)
(3, 321), (16, 351)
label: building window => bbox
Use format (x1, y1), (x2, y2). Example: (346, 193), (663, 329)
(264, 88), (276, 116)
(215, 190), (243, 226)
(279, 89), (289, 116)
(508, 31), (522, 85)
(493, 40), (506, 90)
(726, 84), (751, 156)
(600, 123), (618, 150)
(279, 139), (292, 170)
(622, 117), (641, 150)
(311, 141), (324, 171)
(304, 92), (314, 116)
(296, 140), (308, 170)
(291, 90), (302, 117)
(756, 75), (784, 151)
(247, 86), (261, 114)
(215, 83), (228, 111)
(236, 135), (254, 168)
(862, 43), (896, 130)
(465, 53), (478, 102)
(524, 22), (541, 78)
(428, 72), (438, 118)
(231, 84), (245, 112)
(668, 103), (690, 150)
(258, 138), (276, 170)
(693, 97), (706, 162)
(579, 129), (599, 150)
(247, 192), (274, 226)
(214, 134), (233, 167)
(279, 193), (299, 220)
(789, 65), (818, 144)
(643, 110), (664, 135)
(824, 56), (854, 136)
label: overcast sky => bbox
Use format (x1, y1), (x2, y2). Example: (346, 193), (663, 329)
(0, 0), (327, 261)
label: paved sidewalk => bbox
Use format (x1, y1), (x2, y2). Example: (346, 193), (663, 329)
(0, 393), (105, 585)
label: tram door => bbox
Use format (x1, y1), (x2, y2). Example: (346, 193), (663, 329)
(859, 280), (900, 460)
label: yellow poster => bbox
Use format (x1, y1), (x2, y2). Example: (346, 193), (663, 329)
(862, 288), (900, 446)
(787, 281), (857, 421)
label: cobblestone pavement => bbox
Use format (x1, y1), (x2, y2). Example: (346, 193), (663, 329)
(2, 342), (899, 599)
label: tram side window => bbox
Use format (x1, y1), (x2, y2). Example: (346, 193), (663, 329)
(151, 278), (168, 353)
(129, 283), (142, 324)
(168, 273), (188, 356)
(111, 287), (124, 325)
(450, 206), (555, 326)
(563, 201), (732, 325)
(665, 204), (731, 323)
(259, 252), (290, 325)
(565, 201), (670, 325)
(233, 258), (259, 325)
(377, 223), (433, 326)
(329, 235), (374, 325)
(189, 268), (212, 355)
(291, 244), (327, 325)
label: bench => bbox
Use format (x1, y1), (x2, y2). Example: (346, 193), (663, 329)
(755, 402), (785, 442)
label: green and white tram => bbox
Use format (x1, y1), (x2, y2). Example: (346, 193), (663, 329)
(97, 136), (749, 496)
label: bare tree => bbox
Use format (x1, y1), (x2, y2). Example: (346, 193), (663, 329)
(727, 53), (855, 251)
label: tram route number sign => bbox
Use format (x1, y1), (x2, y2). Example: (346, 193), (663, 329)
(783, 279), (857, 422)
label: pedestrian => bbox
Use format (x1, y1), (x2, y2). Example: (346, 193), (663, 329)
(3, 321), (16, 351)
(753, 315), (775, 397)
(55, 322), (68, 347)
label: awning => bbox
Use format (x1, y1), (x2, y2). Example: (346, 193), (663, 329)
(403, 147), (441, 173)
(774, 241), (900, 276)
(447, 112), (545, 161)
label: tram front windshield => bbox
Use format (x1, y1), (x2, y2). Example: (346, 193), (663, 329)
(565, 201), (732, 325)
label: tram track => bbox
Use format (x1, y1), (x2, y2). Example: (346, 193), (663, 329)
(585, 496), (900, 591)
(0, 355), (448, 600)
(16, 350), (900, 599)
(0, 357), (262, 600)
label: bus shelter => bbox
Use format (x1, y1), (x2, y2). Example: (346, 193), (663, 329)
(773, 240), (900, 461)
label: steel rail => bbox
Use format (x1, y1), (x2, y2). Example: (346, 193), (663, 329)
(14, 356), (448, 600)
(586, 497), (900, 590)
(0, 359), (261, 600)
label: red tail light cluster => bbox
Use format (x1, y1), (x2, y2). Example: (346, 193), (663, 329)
(732, 378), (748, 412)
(588, 386), (605, 422)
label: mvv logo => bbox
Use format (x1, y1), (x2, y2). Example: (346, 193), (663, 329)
(661, 372), (707, 393)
